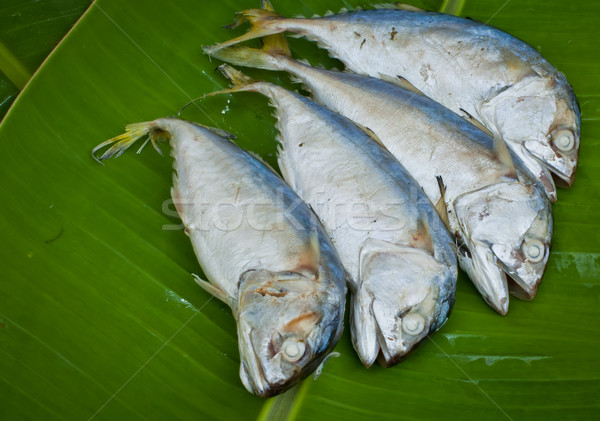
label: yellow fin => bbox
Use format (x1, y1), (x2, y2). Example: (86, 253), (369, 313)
(203, 64), (259, 98)
(435, 175), (450, 229)
(353, 121), (387, 149)
(92, 121), (167, 162)
(262, 33), (292, 57)
(261, 0), (275, 12)
(218, 64), (255, 86)
(259, 2), (292, 57)
(205, 1), (283, 53)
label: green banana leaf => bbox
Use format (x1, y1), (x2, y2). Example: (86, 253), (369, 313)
(1, 0), (598, 420)
(0, 0), (92, 117)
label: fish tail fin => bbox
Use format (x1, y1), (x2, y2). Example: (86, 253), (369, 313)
(218, 64), (257, 88)
(92, 121), (168, 162)
(204, 41), (289, 72)
(205, 0), (287, 52)
(204, 64), (263, 99)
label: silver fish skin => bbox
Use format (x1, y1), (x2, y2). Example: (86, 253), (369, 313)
(92, 118), (346, 397)
(203, 46), (553, 315)
(207, 3), (581, 195)
(215, 66), (457, 366)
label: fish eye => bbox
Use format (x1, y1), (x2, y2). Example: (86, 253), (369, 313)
(522, 239), (545, 263)
(552, 129), (575, 152)
(401, 313), (425, 335)
(281, 337), (306, 362)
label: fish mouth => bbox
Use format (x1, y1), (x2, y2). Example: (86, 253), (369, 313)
(526, 145), (578, 187)
(239, 324), (295, 398)
(454, 182), (551, 315)
(238, 328), (272, 397)
(238, 324), (325, 398)
(352, 242), (455, 366)
(352, 283), (448, 367)
(457, 244), (509, 315)
(492, 207), (552, 301)
(523, 128), (579, 187)
(493, 241), (550, 301)
(377, 284), (445, 367)
(509, 143), (557, 202)
(376, 310), (434, 368)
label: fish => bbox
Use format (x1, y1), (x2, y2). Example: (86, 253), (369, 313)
(92, 118), (346, 397)
(206, 1), (581, 198)
(203, 39), (553, 315)
(210, 64), (457, 366)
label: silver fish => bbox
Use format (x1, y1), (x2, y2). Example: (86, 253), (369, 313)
(92, 118), (346, 397)
(203, 41), (553, 315)
(208, 1), (581, 198)
(212, 65), (457, 366)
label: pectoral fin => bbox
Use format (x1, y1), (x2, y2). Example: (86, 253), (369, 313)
(296, 229), (321, 278)
(193, 274), (236, 309)
(493, 134), (518, 178)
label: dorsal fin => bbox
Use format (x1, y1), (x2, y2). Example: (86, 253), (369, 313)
(190, 122), (236, 139)
(378, 73), (426, 96)
(374, 3), (426, 12)
(246, 150), (283, 179)
(353, 121), (387, 148)
(434, 176), (450, 229)
(459, 108), (495, 137)
(465, 16), (487, 25)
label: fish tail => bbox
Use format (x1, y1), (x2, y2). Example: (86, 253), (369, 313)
(217, 64), (257, 88)
(203, 64), (262, 99)
(204, 0), (287, 54)
(204, 43), (281, 73)
(204, 1), (294, 72)
(92, 121), (167, 162)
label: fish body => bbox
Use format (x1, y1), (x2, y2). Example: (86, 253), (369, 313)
(93, 118), (346, 397)
(204, 45), (553, 315)
(210, 3), (580, 195)
(214, 66), (457, 366)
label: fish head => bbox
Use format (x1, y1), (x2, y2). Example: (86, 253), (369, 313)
(236, 268), (341, 397)
(479, 75), (580, 185)
(351, 239), (455, 367)
(454, 182), (552, 309)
